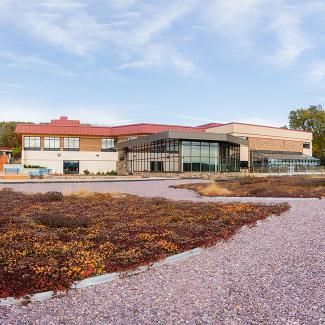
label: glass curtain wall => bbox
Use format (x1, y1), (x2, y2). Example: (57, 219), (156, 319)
(127, 139), (240, 173)
(252, 154), (320, 168)
(181, 141), (240, 172)
(128, 139), (180, 173)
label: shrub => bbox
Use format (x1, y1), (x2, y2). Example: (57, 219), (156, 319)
(83, 169), (90, 175)
(37, 191), (64, 202)
(0, 190), (290, 299)
(32, 212), (91, 228)
(24, 164), (46, 169)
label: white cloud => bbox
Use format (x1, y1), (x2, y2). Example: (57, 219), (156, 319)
(0, 101), (136, 124)
(264, 11), (312, 68)
(0, 82), (22, 89)
(117, 42), (197, 75)
(0, 50), (77, 77)
(306, 60), (325, 84)
(0, 1), (108, 56)
(0, 0), (199, 75)
(203, 0), (319, 69)
(203, 0), (266, 45)
(0, 0), (325, 79)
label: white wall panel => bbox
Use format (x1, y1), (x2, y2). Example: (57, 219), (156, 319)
(22, 150), (118, 174)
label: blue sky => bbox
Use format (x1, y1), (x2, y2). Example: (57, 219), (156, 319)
(0, 0), (325, 126)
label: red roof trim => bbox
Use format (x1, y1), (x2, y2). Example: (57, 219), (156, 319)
(197, 123), (224, 129)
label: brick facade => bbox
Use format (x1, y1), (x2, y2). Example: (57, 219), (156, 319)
(79, 137), (101, 151)
(0, 155), (8, 171)
(248, 137), (303, 153)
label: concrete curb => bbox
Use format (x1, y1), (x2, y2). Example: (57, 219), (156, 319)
(0, 247), (204, 307)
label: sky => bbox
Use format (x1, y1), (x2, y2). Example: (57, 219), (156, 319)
(0, 0), (325, 127)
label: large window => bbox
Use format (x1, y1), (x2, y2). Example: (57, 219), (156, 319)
(126, 139), (240, 173)
(181, 141), (229, 172)
(101, 138), (116, 152)
(63, 161), (79, 174)
(64, 138), (79, 151)
(128, 139), (180, 173)
(24, 136), (40, 150)
(44, 137), (60, 151)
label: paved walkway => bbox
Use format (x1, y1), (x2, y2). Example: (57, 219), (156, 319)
(1, 181), (324, 324)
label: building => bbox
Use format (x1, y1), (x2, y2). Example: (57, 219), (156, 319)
(15, 116), (320, 175)
(0, 147), (13, 172)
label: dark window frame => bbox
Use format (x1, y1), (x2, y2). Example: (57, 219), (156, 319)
(44, 137), (60, 151)
(101, 138), (116, 152)
(63, 137), (80, 151)
(24, 136), (41, 151)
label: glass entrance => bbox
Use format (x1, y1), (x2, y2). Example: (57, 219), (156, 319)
(63, 161), (79, 174)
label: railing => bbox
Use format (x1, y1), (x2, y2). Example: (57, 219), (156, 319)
(28, 168), (52, 177)
(251, 166), (325, 174)
(4, 167), (20, 174)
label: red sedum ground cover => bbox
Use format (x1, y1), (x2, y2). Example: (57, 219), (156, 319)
(172, 176), (325, 198)
(0, 188), (289, 299)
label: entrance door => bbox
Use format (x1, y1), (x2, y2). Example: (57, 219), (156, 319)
(63, 161), (79, 174)
(150, 161), (164, 172)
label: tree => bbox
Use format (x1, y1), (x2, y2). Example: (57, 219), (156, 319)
(0, 122), (19, 148)
(288, 105), (325, 162)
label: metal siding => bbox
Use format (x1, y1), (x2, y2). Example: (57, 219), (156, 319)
(16, 123), (204, 137)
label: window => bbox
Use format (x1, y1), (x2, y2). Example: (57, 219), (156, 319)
(101, 138), (116, 152)
(63, 161), (79, 174)
(64, 138), (79, 151)
(24, 136), (40, 150)
(303, 142), (310, 149)
(44, 137), (60, 151)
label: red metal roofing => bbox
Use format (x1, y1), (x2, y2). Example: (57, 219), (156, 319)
(50, 116), (80, 127)
(15, 117), (206, 137)
(197, 123), (224, 129)
(15, 117), (312, 139)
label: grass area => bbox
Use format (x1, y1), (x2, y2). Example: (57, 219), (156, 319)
(172, 176), (325, 198)
(0, 188), (289, 299)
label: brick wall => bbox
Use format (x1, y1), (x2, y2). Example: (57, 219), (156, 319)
(80, 137), (101, 151)
(0, 155), (8, 171)
(248, 137), (303, 153)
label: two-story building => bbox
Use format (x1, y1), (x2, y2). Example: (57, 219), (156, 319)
(15, 116), (319, 175)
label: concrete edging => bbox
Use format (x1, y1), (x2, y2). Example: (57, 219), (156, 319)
(0, 247), (204, 306)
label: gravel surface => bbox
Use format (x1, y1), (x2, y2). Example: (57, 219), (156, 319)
(1, 180), (324, 324)
(0, 179), (319, 202)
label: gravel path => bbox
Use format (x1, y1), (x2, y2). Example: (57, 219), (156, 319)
(0, 179), (319, 202)
(1, 181), (324, 324)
